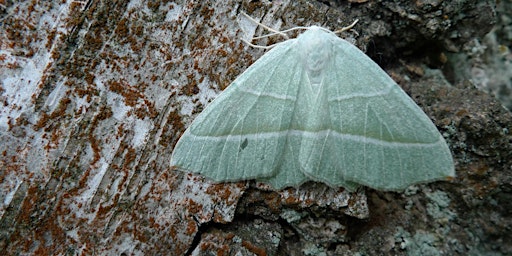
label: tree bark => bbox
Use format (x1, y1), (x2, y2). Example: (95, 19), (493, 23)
(0, 0), (510, 255)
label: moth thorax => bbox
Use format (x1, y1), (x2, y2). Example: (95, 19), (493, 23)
(300, 34), (332, 86)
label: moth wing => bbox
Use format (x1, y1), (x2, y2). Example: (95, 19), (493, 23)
(171, 40), (307, 183)
(299, 37), (455, 191)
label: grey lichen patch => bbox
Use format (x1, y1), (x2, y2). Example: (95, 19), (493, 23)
(441, 0), (512, 111)
(394, 227), (442, 256)
(303, 242), (328, 256)
(280, 208), (306, 223)
(192, 219), (282, 256)
(295, 216), (347, 244)
(426, 191), (457, 223)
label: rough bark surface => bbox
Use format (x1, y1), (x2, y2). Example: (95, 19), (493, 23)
(0, 0), (510, 255)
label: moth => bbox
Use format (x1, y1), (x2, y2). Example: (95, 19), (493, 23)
(170, 14), (455, 191)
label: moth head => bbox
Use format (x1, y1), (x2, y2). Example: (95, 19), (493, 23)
(299, 26), (333, 73)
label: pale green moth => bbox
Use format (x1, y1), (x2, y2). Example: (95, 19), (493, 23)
(170, 19), (455, 191)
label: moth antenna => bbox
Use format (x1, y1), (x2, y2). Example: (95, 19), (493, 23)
(334, 19), (359, 34)
(240, 38), (276, 49)
(241, 11), (289, 39)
